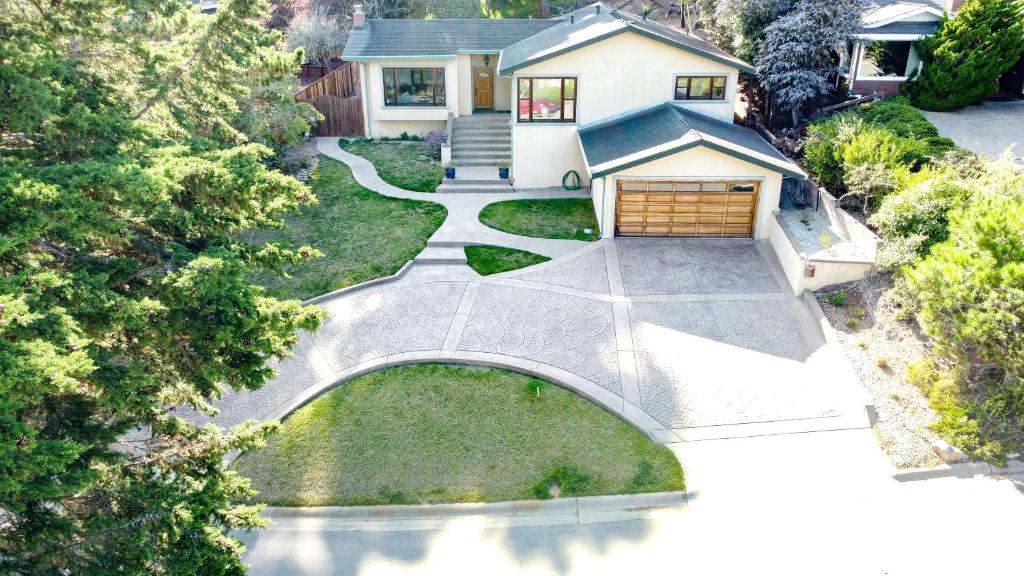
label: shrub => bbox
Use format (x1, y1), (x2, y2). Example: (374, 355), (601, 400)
(857, 96), (938, 139)
(802, 112), (861, 190)
(841, 124), (927, 171)
(875, 234), (927, 273)
(869, 167), (974, 251)
(908, 192), (1024, 376)
(906, 358), (940, 393)
(905, 0), (1024, 111)
(828, 291), (848, 307)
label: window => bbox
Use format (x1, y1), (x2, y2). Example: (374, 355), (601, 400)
(382, 68), (446, 106)
(857, 41), (918, 78)
(674, 76), (727, 100)
(517, 77), (576, 122)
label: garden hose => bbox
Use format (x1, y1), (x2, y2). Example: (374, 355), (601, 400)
(561, 170), (582, 190)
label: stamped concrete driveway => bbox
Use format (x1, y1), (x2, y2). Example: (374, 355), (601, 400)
(922, 100), (1024, 163)
(204, 238), (867, 443)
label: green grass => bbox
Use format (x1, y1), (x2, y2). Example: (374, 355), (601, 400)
(465, 245), (550, 275)
(233, 364), (684, 506)
(478, 198), (600, 241)
(340, 138), (443, 192)
(242, 157), (447, 300)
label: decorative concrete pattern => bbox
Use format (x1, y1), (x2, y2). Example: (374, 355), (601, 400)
(506, 244), (610, 294)
(458, 283), (620, 394)
(629, 299), (838, 428)
(312, 282), (466, 371)
(617, 239), (785, 295)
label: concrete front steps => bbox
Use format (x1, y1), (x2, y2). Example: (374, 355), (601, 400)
(414, 244), (467, 265)
(451, 113), (510, 167)
(437, 177), (513, 193)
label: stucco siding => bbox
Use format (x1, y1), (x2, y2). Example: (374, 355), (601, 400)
(513, 31), (740, 124)
(365, 58), (458, 138)
(598, 145), (784, 240)
(511, 125), (589, 188)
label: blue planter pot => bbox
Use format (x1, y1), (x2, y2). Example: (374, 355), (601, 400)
(445, 167), (456, 179)
(498, 167), (510, 179)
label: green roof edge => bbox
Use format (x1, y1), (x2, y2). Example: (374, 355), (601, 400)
(591, 138), (806, 180)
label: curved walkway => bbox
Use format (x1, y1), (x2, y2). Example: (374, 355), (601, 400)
(317, 137), (592, 259)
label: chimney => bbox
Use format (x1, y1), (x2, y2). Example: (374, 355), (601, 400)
(353, 4), (365, 28)
(945, 0), (964, 13)
(595, 4), (600, 13)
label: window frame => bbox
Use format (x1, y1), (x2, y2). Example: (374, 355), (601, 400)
(673, 75), (729, 101)
(382, 67), (446, 107)
(516, 76), (578, 124)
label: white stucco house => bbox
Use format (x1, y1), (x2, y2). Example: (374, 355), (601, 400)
(342, 2), (809, 242)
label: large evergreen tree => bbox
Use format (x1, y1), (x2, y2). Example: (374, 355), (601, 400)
(905, 0), (1024, 111)
(0, 0), (324, 572)
(755, 0), (866, 126)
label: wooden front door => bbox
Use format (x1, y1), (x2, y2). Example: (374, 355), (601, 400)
(473, 69), (494, 109)
(615, 179), (759, 237)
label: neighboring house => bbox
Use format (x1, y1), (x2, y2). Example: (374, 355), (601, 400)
(343, 3), (807, 241)
(843, 0), (963, 97)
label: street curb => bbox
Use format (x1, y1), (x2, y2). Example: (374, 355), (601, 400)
(301, 260), (413, 306)
(261, 491), (685, 522)
(892, 458), (1024, 482)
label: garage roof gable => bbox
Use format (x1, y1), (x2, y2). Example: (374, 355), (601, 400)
(577, 102), (807, 180)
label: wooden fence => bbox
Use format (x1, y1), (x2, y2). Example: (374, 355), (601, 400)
(294, 61), (364, 137)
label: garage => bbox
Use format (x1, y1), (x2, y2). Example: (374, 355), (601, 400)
(615, 179), (759, 237)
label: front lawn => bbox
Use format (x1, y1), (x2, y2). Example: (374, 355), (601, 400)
(242, 157), (447, 300)
(478, 198), (600, 241)
(340, 138), (443, 192)
(465, 245), (550, 275)
(233, 364), (683, 506)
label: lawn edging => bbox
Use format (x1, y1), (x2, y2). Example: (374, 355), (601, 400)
(261, 491), (686, 525)
(301, 260), (414, 306)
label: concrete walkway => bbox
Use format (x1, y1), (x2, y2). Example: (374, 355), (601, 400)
(922, 100), (1024, 163)
(318, 137), (591, 259)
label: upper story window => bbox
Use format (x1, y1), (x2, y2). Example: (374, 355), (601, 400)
(517, 77), (576, 123)
(675, 76), (727, 100)
(383, 68), (446, 106)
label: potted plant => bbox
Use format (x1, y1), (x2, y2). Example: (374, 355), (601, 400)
(497, 160), (510, 179)
(445, 160), (456, 179)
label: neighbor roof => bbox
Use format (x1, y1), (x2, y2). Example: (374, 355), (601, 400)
(856, 21), (940, 37)
(862, 1), (943, 28)
(577, 102), (806, 179)
(497, 3), (756, 75)
(342, 19), (558, 59)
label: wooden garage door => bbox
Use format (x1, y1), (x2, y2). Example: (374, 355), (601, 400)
(615, 179), (759, 237)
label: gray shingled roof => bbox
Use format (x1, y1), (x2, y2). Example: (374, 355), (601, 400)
(498, 4), (755, 75)
(342, 19), (557, 59)
(577, 102), (805, 179)
(857, 21), (940, 36)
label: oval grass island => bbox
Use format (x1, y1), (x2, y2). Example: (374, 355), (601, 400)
(233, 364), (683, 506)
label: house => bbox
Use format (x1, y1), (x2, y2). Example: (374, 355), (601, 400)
(843, 0), (963, 97)
(342, 3), (807, 241)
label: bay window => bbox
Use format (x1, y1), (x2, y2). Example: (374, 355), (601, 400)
(383, 68), (446, 106)
(517, 77), (576, 123)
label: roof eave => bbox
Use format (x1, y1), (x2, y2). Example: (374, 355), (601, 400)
(342, 54), (458, 61)
(589, 135), (806, 180)
(497, 26), (628, 76)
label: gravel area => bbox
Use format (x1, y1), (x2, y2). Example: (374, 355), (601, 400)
(817, 273), (943, 469)
(778, 208), (869, 261)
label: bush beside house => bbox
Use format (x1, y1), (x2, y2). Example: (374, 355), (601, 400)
(905, 0), (1024, 111)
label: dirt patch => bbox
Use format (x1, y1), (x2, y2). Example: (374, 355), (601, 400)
(817, 273), (943, 468)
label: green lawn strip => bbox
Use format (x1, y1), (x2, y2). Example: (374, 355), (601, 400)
(465, 245), (551, 275)
(340, 138), (443, 192)
(233, 364), (684, 506)
(241, 157), (446, 300)
(479, 198), (600, 241)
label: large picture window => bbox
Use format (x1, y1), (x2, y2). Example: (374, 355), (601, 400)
(517, 77), (576, 122)
(382, 68), (446, 106)
(675, 76), (727, 100)
(857, 41), (918, 78)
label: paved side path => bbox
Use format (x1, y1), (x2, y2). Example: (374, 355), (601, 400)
(317, 137), (592, 258)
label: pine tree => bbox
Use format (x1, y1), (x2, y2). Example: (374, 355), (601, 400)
(905, 0), (1024, 111)
(0, 0), (324, 572)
